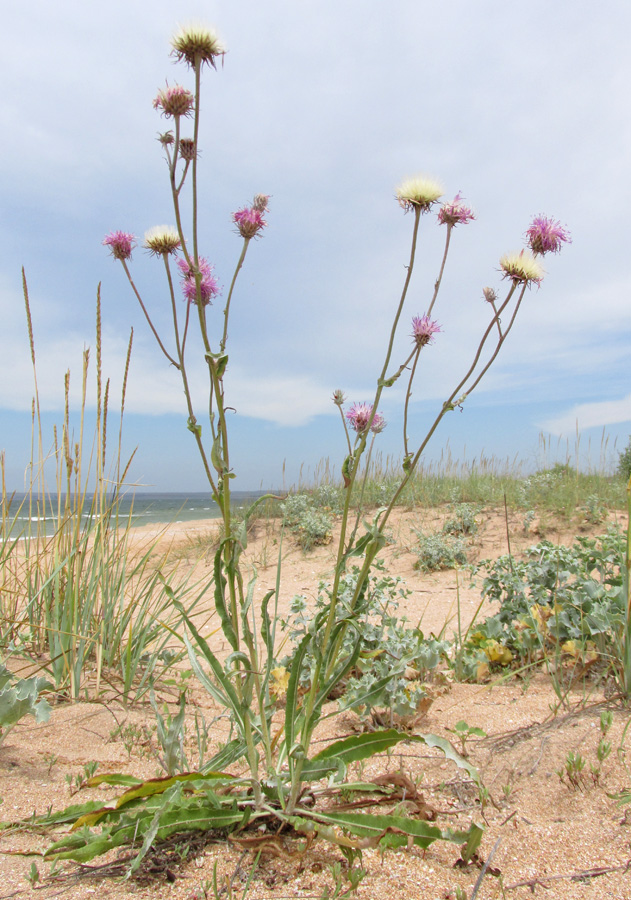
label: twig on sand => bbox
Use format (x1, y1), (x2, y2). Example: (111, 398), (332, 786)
(504, 858), (631, 891)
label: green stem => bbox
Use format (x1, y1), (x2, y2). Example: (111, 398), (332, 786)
(403, 347), (421, 456)
(221, 239), (250, 352)
(426, 224), (452, 317)
(288, 209), (424, 811)
(120, 261), (180, 369)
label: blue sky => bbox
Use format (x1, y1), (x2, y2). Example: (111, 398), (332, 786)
(1, 0), (630, 492)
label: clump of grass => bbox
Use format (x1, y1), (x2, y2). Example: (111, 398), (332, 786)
(0, 278), (205, 702)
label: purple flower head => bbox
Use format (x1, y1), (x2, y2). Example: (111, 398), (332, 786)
(346, 402), (386, 435)
(525, 216), (571, 256)
(411, 314), (442, 347)
(437, 193), (475, 227)
(153, 83), (195, 118)
(232, 204), (267, 239)
(177, 256), (219, 306)
(103, 231), (136, 261)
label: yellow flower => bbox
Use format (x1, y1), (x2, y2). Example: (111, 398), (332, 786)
(396, 175), (444, 212)
(270, 666), (290, 699)
(483, 640), (513, 665)
(476, 660), (490, 682)
(529, 604), (551, 632)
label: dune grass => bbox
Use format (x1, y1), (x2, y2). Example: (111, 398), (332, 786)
(0, 277), (208, 703)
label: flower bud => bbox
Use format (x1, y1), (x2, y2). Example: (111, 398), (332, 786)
(179, 138), (196, 161)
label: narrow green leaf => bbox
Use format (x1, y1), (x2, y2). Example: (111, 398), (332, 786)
(87, 773), (143, 789)
(302, 809), (474, 850)
(285, 634), (311, 763)
(213, 550), (238, 651)
(308, 730), (479, 783)
(260, 590), (275, 656)
(211, 434), (225, 474)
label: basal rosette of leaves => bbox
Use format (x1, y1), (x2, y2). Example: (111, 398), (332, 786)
(456, 527), (626, 683)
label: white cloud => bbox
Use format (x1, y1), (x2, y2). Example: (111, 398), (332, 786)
(539, 395), (631, 436)
(0, 324), (334, 428)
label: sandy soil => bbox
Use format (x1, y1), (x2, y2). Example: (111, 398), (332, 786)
(1, 505), (630, 900)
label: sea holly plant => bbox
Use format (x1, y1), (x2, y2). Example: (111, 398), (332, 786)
(29, 22), (568, 874)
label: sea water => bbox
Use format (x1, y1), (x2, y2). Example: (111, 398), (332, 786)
(1, 491), (269, 540)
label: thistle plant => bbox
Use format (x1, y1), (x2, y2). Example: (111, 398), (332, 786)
(47, 20), (568, 871)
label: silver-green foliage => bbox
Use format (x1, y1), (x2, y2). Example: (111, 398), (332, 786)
(281, 563), (449, 720)
(0, 663), (51, 745)
(281, 493), (334, 550)
(413, 530), (468, 572)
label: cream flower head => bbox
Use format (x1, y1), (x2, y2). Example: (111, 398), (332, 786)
(499, 250), (544, 286)
(396, 175), (444, 212)
(171, 24), (225, 69)
(144, 225), (181, 256)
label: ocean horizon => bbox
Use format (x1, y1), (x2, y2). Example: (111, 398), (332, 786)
(1, 490), (275, 539)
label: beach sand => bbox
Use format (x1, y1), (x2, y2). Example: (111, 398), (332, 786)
(1, 505), (629, 899)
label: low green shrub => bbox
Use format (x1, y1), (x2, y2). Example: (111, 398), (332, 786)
(279, 562), (449, 724)
(413, 531), (468, 572)
(618, 436), (631, 481)
(457, 527), (626, 683)
(281, 493), (334, 550)
(442, 503), (479, 536)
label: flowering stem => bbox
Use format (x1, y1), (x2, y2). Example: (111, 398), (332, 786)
(337, 405), (352, 455)
(464, 284), (527, 396)
(325, 282), (527, 691)
(181, 292), (192, 356)
(489, 299), (503, 339)
(170, 117), (181, 192)
(120, 260), (180, 369)
(426, 224), (452, 317)
(221, 239), (250, 352)
(162, 253), (183, 360)
(289, 209), (425, 806)
(447, 281), (519, 402)
(403, 347), (421, 456)
(377, 283), (525, 530)
(191, 60), (202, 270)
(347, 431), (380, 545)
